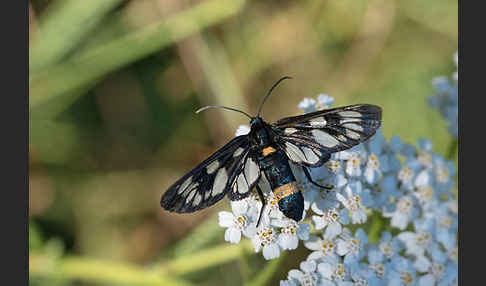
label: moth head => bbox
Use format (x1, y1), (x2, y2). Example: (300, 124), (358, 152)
(250, 117), (264, 129)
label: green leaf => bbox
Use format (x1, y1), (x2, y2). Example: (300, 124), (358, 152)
(30, 0), (124, 73)
(30, 0), (246, 113)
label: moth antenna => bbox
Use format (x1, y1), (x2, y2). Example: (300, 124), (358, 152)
(196, 105), (253, 119)
(256, 76), (293, 117)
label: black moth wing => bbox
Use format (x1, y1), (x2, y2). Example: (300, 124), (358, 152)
(271, 104), (382, 167)
(161, 135), (259, 213)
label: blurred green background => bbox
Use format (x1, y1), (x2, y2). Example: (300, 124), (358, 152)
(29, 0), (457, 285)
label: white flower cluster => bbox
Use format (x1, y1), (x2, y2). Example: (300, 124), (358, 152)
(218, 89), (457, 285)
(428, 52), (458, 138)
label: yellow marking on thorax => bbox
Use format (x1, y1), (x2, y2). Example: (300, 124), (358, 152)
(262, 146), (277, 157)
(273, 182), (299, 201)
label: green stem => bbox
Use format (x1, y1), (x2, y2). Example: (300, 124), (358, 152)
(31, 240), (255, 285)
(159, 240), (253, 276)
(30, 254), (193, 286)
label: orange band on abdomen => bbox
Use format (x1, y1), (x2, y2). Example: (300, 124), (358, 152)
(273, 182), (299, 201)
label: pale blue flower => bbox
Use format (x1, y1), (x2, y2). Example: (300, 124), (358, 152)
(389, 136), (404, 154)
(397, 229), (433, 258)
(340, 146), (367, 178)
(375, 174), (400, 206)
(382, 196), (419, 230)
(399, 217), (442, 259)
(373, 231), (403, 261)
(387, 257), (417, 286)
(397, 166), (416, 192)
(349, 262), (385, 286)
(336, 228), (368, 265)
(432, 155), (456, 198)
(428, 60), (459, 138)
(311, 207), (349, 239)
(423, 203), (457, 249)
(362, 129), (390, 185)
(299, 98), (318, 113)
(280, 279), (297, 286)
(272, 218), (310, 250)
(366, 248), (389, 279)
(317, 256), (351, 286)
(304, 235), (339, 262)
(219, 200), (257, 243)
(337, 182), (367, 224)
(414, 243), (457, 286)
(286, 260), (321, 286)
(235, 124), (250, 136)
(317, 94), (335, 109)
(400, 143), (418, 159)
(251, 226), (281, 260)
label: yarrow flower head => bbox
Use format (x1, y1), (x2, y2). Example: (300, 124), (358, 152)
(218, 200), (257, 243)
(213, 67), (457, 286)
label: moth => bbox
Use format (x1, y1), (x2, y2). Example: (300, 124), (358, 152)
(161, 76), (382, 226)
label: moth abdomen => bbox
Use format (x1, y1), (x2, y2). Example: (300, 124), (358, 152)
(277, 190), (304, 222)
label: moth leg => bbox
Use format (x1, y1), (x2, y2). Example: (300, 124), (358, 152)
(302, 167), (333, 190)
(255, 185), (266, 227)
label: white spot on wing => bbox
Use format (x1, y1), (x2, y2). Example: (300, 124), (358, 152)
(204, 188), (212, 200)
(244, 158), (259, 185)
(206, 160), (219, 174)
(178, 176), (192, 194)
(345, 129), (361, 140)
(236, 174), (249, 194)
(192, 193), (202, 206)
(284, 128), (298, 135)
(234, 147), (245, 157)
(338, 111), (362, 117)
(285, 142), (304, 162)
(343, 123), (364, 132)
(309, 117), (327, 127)
(186, 189), (196, 203)
(312, 130), (339, 147)
(213, 168), (228, 196)
(302, 147), (319, 163)
(337, 135), (348, 142)
(340, 118), (361, 124)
